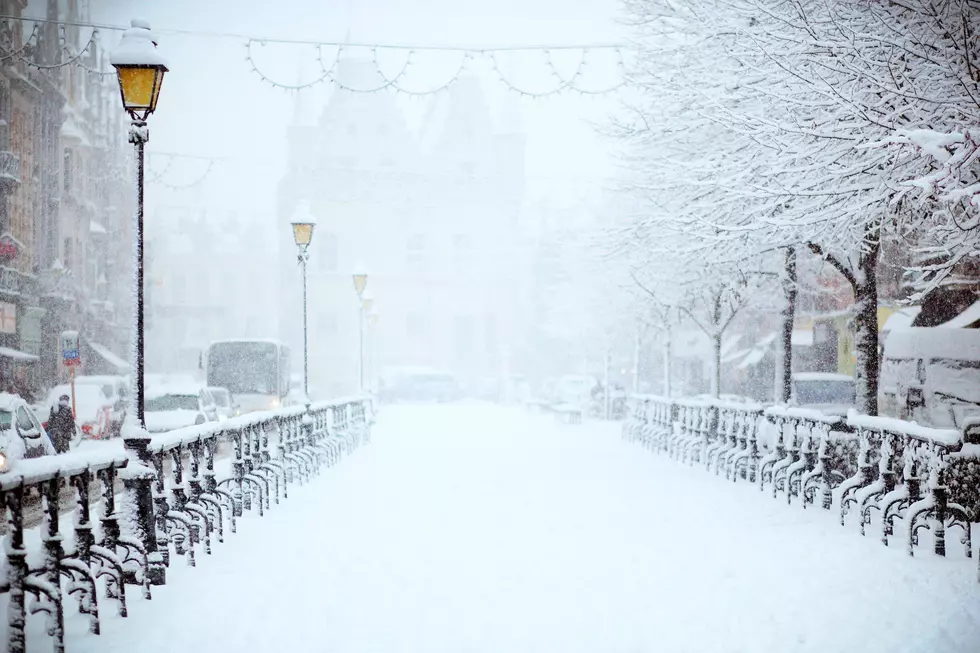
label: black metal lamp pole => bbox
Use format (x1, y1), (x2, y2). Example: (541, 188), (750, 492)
(301, 250), (309, 399)
(358, 302), (364, 392)
(132, 121), (146, 428)
(111, 17), (169, 588)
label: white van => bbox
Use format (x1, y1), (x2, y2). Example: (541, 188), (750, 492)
(879, 327), (980, 429)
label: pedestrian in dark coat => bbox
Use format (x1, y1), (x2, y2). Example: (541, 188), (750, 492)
(47, 395), (75, 454)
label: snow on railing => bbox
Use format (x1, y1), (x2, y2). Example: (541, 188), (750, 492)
(622, 394), (980, 582)
(845, 411), (962, 449)
(0, 396), (373, 653)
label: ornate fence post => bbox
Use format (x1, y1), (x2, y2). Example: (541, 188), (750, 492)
(4, 485), (28, 653)
(120, 433), (166, 586)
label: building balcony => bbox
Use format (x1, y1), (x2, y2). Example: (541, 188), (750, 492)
(0, 151), (20, 192)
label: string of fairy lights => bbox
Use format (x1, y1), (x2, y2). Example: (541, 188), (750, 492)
(244, 41), (627, 97)
(0, 12), (629, 188)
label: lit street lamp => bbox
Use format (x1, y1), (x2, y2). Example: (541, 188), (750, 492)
(361, 289), (375, 314)
(110, 17), (168, 585)
(111, 18), (168, 430)
(291, 203), (316, 401)
(352, 264), (368, 392)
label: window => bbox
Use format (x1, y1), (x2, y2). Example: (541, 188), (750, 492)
(320, 233), (338, 273)
(145, 395), (199, 411)
(16, 406), (34, 432)
(0, 82), (9, 150)
(63, 149), (72, 193)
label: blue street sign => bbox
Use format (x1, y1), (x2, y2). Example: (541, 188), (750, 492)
(60, 330), (80, 366)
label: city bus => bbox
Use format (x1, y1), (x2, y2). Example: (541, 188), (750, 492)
(204, 339), (291, 414)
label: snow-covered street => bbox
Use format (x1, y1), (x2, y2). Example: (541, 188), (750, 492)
(66, 404), (980, 653)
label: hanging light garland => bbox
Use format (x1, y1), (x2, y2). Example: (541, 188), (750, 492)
(245, 39), (628, 97)
(0, 13), (630, 97)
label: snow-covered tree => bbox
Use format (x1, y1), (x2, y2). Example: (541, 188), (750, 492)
(614, 0), (980, 414)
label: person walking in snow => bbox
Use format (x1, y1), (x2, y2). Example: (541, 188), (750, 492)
(47, 394), (75, 454)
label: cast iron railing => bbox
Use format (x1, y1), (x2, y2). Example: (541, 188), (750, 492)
(622, 394), (980, 580)
(0, 396), (373, 653)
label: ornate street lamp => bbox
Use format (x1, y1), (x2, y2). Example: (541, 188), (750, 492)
(110, 17), (168, 586)
(291, 203), (316, 401)
(361, 289), (375, 314)
(352, 264), (368, 298)
(110, 18), (168, 430)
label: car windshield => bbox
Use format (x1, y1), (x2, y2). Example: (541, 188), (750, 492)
(145, 395), (199, 412)
(795, 380), (856, 405)
(0, 409), (11, 430)
(211, 390), (230, 407)
(207, 342), (280, 395)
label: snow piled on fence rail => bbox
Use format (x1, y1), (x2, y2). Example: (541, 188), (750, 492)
(56, 404), (980, 653)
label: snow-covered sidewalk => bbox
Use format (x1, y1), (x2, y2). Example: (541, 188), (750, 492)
(65, 404), (980, 653)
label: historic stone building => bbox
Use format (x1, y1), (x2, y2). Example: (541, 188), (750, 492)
(277, 62), (526, 396)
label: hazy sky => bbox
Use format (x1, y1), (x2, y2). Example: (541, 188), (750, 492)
(86, 0), (627, 216)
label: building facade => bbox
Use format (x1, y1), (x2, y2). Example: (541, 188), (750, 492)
(0, 0), (135, 399)
(277, 63), (526, 397)
(144, 206), (279, 376)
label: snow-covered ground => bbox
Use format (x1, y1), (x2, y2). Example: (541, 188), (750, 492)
(60, 403), (980, 653)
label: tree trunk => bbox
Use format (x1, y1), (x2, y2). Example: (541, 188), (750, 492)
(775, 247), (797, 403)
(633, 326), (641, 394)
(603, 349), (611, 419)
(710, 292), (722, 398)
(711, 333), (722, 398)
(854, 238), (881, 415)
(663, 326), (672, 397)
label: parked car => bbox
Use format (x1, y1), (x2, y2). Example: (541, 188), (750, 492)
(44, 384), (114, 440)
(552, 375), (600, 409)
(790, 372), (857, 416)
(0, 392), (56, 472)
(472, 377), (500, 402)
(74, 374), (128, 437)
(380, 368), (461, 403)
(206, 386), (239, 421)
(144, 384), (219, 433)
(880, 327), (980, 428)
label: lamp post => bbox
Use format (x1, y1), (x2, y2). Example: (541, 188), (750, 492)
(290, 204), (316, 401)
(367, 307), (379, 392)
(352, 264), (368, 392)
(111, 19), (168, 429)
(111, 18), (168, 586)
(360, 290), (374, 393)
